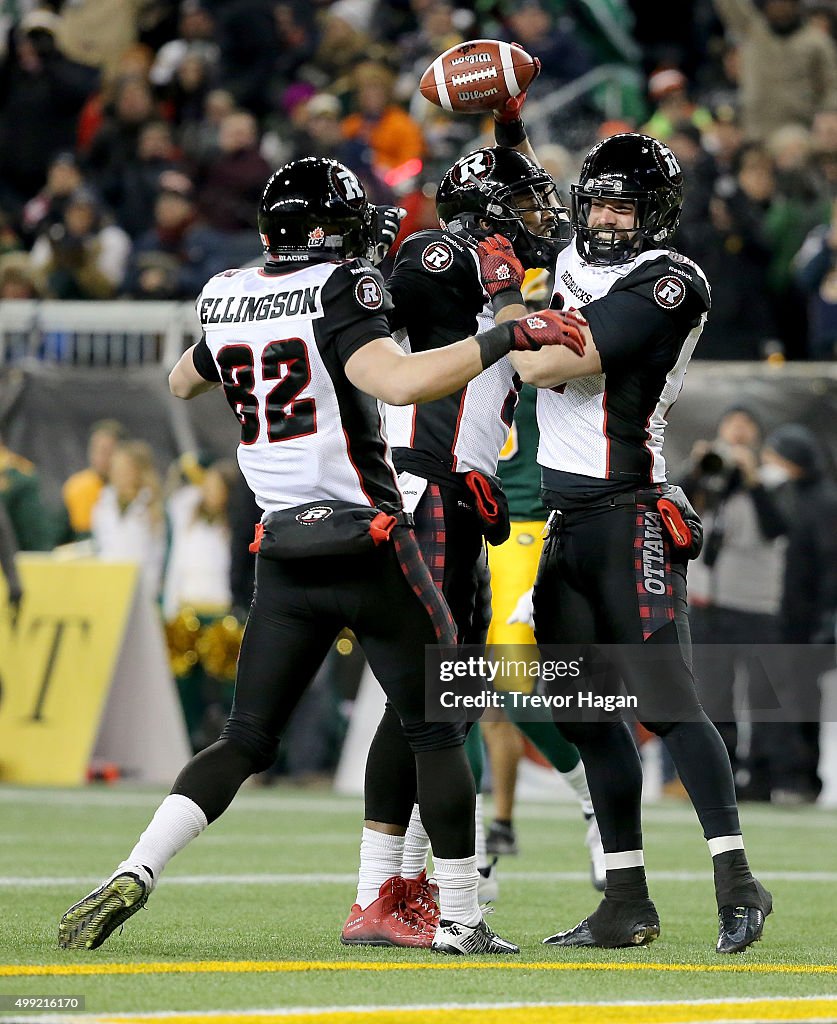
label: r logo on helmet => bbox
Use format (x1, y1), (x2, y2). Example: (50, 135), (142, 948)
(452, 151), (495, 184)
(330, 165), (365, 205)
(355, 275), (384, 310)
(653, 276), (686, 309)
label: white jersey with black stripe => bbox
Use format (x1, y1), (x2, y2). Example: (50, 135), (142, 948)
(537, 242), (710, 485)
(196, 260), (402, 514)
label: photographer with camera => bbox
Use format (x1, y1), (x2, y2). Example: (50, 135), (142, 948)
(681, 406), (787, 799)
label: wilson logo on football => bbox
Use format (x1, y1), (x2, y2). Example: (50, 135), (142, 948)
(653, 276), (686, 309)
(421, 242), (454, 273)
(307, 226), (325, 247)
(296, 506), (333, 524)
(355, 276), (384, 310)
(525, 316), (547, 330)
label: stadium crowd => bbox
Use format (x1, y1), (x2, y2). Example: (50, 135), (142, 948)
(3, 0), (837, 358)
(1, 0), (836, 809)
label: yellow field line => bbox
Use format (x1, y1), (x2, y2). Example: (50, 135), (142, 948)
(2, 959), (837, 978)
(68, 997), (837, 1024)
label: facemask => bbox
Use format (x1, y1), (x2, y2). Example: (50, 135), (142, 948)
(759, 463), (792, 488)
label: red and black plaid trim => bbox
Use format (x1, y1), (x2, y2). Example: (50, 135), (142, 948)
(633, 506), (674, 641)
(393, 527), (457, 644)
(413, 483), (446, 592)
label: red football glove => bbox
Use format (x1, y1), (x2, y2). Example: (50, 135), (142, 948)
(509, 309), (588, 356)
(477, 234), (525, 299)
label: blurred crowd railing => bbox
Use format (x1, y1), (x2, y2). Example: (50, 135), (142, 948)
(0, 300), (199, 367)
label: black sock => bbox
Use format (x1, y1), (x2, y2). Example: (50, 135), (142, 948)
(604, 865), (649, 904)
(494, 818), (512, 829)
(713, 849), (758, 909)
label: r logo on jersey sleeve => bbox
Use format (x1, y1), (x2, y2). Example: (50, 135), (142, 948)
(652, 276), (687, 310)
(421, 241), (455, 273)
(354, 275), (384, 310)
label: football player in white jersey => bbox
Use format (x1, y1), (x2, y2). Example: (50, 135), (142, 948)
(57, 157), (588, 957)
(481, 103), (772, 954)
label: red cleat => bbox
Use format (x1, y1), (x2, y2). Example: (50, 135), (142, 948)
(403, 870), (440, 926)
(340, 876), (433, 948)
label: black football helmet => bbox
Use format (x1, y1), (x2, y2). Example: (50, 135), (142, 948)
(258, 157), (374, 263)
(436, 147), (570, 269)
(571, 133), (683, 265)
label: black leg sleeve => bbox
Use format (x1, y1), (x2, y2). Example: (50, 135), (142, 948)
(560, 721), (644, 854)
(171, 737), (261, 824)
(364, 703), (418, 826)
(660, 715), (741, 840)
(415, 745), (476, 860)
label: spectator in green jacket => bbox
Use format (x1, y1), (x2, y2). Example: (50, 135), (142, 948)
(0, 437), (54, 551)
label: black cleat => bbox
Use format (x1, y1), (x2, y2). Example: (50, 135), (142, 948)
(486, 820), (518, 857)
(716, 878), (773, 954)
(58, 872), (149, 950)
(543, 896), (660, 948)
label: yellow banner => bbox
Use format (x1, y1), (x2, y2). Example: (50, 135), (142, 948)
(0, 557), (137, 785)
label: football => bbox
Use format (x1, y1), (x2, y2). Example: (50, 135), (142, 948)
(419, 39), (538, 114)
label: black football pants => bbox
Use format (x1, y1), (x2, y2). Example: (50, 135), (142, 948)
(364, 483), (488, 827)
(171, 535), (476, 858)
(533, 499), (741, 853)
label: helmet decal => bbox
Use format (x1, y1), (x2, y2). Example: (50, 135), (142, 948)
(451, 150), (496, 184)
(330, 165), (365, 205)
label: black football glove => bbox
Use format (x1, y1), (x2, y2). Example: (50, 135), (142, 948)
(367, 205), (406, 266)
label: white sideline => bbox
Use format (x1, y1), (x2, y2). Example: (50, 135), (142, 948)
(3, 993), (837, 1024)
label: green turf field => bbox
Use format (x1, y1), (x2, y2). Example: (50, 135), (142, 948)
(0, 784), (835, 1023)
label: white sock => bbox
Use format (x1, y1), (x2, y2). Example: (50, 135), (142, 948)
(561, 760), (595, 818)
(401, 803), (431, 879)
(708, 835), (745, 857)
(434, 855), (480, 927)
(475, 793), (489, 871)
(356, 828), (404, 909)
(120, 794), (208, 887)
